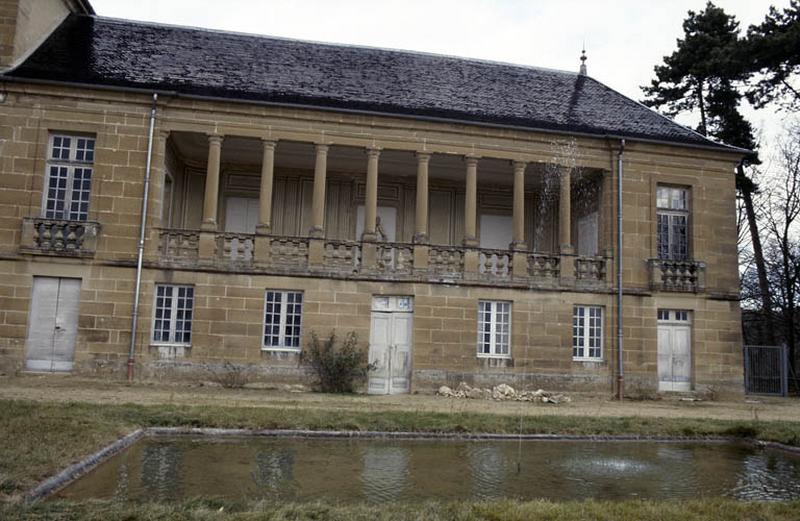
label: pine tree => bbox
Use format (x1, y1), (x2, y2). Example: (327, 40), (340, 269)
(642, 2), (775, 342)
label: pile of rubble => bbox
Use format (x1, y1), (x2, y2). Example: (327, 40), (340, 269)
(436, 382), (571, 404)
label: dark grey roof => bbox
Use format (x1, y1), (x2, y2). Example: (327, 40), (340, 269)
(5, 14), (740, 152)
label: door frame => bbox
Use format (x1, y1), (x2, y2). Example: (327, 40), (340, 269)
(657, 309), (693, 392)
(24, 276), (82, 373)
(368, 295), (414, 395)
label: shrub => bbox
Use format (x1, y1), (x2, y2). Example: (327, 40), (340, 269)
(206, 361), (251, 389)
(302, 331), (372, 393)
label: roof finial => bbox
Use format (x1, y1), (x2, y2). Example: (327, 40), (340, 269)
(579, 43), (587, 76)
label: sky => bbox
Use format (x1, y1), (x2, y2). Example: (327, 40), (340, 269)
(89, 0), (792, 159)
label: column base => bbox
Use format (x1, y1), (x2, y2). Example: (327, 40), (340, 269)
(254, 234), (271, 264)
(361, 232), (378, 242)
(308, 226), (324, 239)
(510, 241), (528, 252)
(200, 220), (217, 232)
(560, 244), (574, 255)
(463, 237), (479, 248)
(308, 237), (324, 268)
(198, 231), (217, 259)
(255, 223), (272, 236)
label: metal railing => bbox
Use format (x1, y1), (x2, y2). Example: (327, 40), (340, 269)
(744, 345), (789, 396)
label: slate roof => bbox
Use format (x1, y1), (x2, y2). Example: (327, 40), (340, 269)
(4, 14), (740, 152)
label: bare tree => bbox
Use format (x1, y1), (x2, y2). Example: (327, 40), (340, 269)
(760, 122), (800, 379)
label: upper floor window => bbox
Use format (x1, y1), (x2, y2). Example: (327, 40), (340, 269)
(43, 134), (95, 221)
(477, 300), (511, 358)
(656, 186), (689, 261)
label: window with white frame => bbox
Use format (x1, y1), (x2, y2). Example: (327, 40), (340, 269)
(43, 134), (96, 221)
(152, 285), (194, 345)
(263, 290), (303, 350)
(477, 300), (511, 358)
(573, 305), (603, 360)
(656, 185), (689, 260)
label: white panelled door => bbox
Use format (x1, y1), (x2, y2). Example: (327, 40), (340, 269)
(368, 296), (413, 394)
(657, 310), (692, 392)
(577, 212), (598, 256)
(25, 277), (81, 372)
(225, 196), (259, 233)
(479, 214), (513, 249)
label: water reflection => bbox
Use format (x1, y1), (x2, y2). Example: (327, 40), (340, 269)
(55, 438), (800, 503)
(362, 446), (409, 501)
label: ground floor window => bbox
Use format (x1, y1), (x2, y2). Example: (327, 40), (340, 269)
(152, 285), (194, 345)
(573, 305), (602, 360)
(263, 290), (303, 350)
(477, 300), (511, 358)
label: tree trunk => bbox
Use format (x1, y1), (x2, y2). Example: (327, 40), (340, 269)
(697, 80), (708, 137)
(739, 163), (775, 345)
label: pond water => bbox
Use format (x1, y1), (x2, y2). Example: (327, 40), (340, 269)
(55, 436), (800, 503)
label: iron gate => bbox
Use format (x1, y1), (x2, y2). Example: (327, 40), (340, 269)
(744, 345), (789, 396)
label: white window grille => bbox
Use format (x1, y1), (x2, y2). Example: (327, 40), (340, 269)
(263, 290), (303, 350)
(573, 305), (603, 360)
(152, 285), (194, 345)
(43, 134), (96, 221)
(656, 186), (689, 260)
(477, 300), (511, 358)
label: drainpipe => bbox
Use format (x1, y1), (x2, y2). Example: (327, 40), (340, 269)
(616, 139), (625, 400)
(127, 93), (158, 381)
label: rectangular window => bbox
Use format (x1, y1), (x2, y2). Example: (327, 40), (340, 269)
(43, 134), (96, 221)
(263, 290), (303, 350)
(656, 186), (689, 260)
(573, 305), (603, 360)
(152, 285), (194, 345)
(477, 300), (511, 358)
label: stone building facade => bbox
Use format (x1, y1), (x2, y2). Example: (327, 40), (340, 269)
(0, 1), (745, 394)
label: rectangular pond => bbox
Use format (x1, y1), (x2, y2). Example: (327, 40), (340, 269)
(54, 435), (800, 503)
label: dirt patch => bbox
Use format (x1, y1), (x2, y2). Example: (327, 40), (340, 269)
(0, 374), (796, 422)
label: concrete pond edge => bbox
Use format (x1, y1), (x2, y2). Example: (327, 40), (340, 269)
(25, 427), (800, 502)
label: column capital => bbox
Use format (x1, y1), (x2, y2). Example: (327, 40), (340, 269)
(261, 138), (278, 148)
(366, 146), (381, 158)
(207, 134), (224, 145)
(314, 143), (329, 154)
(415, 151), (432, 162)
(512, 160), (527, 173)
(464, 154), (480, 166)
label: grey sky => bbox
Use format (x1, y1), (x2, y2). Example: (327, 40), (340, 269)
(90, 0), (790, 155)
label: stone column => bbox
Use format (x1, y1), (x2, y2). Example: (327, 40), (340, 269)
(463, 155), (479, 247)
(600, 169), (613, 258)
(308, 143), (329, 268)
(361, 147), (381, 269)
(145, 130), (170, 259)
(362, 147), (381, 240)
(254, 139), (277, 264)
(309, 143), (329, 238)
(559, 166), (573, 254)
(463, 155), (480, 277)
(511, 161), (527, 250)
(511, 160), (528, 280)
(414, 152), (430, 243)
(199, 134), (222, 259)
(558, 165), (575, 283)
(201, 134), (223, 231)
(413, 152), (431, 271)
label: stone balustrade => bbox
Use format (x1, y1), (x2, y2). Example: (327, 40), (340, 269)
(151, 229), (610, 289)
(20, 218), (100, 257)
(157, 229), (200, 262)
(649, 258), (706, 293)
(323, 240), (361, 273)
(479, 249), (511, 279)
(575, 256), (606, 282)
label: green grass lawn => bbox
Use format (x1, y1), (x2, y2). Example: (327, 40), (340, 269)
(2, 398), (799, 519)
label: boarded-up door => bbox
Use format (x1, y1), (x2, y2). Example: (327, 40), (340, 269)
(25, 277), (81, 372)
(657, 310), (692, 392)
(368, 296), (413, 394)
